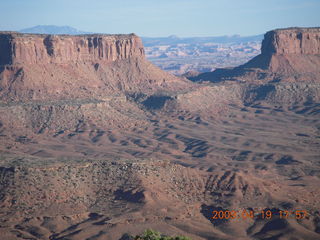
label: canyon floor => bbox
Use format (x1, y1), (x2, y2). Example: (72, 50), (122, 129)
(0, 83), (320, 240)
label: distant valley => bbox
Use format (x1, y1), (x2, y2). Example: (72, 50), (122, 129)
(142, 35), (262, 75)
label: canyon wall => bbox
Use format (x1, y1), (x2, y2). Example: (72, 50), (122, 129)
(0, 32), (188, 101)
(247, 27), (320, 74)
(261, 28), (320, 55)
(191, 28), (320, 82)
(0, 32), (145, 65)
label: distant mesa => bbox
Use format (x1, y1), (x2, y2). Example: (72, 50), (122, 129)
(189, 27), (320, 83)
(158, 53), (168, 58)
(168, 35), (179, 39)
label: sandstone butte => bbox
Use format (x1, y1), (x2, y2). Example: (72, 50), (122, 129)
(0, 32), (190, 102)
(190, 27), (320, 82)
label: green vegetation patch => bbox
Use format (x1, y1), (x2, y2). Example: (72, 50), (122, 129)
(123, 229), (191, 240)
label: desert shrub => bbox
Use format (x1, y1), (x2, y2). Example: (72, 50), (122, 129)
(129, 229), (191, 240)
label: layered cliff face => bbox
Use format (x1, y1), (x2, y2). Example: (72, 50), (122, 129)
(0, 32), (144, 65)
(0, 32), (189, 101)
(261, 28), (320, 55)
(191, 27), (320, 82)
(250, 28), (320, 74)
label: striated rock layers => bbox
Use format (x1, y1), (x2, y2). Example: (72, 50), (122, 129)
(0, 32), (188, 101)
(0, 32), (145, 65)
(191, 27), (320, 83)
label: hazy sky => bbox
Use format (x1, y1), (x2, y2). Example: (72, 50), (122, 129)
(0, 0), (319, 37)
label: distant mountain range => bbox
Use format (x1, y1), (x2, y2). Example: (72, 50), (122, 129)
(19, 25), (92, 35)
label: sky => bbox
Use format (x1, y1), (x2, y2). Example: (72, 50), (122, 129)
(0, 0), (319, 37)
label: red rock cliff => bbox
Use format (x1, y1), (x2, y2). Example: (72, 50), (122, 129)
(261, 28), (320, 55)
(191, 27), (320, 82)
(0, 32), (145, 65)
(242, 27), (320, 77)
(0, 32), (188, 101)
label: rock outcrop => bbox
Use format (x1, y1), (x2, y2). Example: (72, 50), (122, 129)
(0, 32), (189, 101)
(261, 28), (320, 55)
(190, 27), (320, 82)
(0, 32), (144, 65)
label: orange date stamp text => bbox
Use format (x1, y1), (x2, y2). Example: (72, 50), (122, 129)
(211, 209), (308, 220)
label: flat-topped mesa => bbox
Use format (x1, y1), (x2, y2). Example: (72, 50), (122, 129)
(255, 28), (320, 75)
(0, 32), (189, 102)
(0, 32), (145, 65)
(189, 27), (320, 83)
(261, 28), (320, 55)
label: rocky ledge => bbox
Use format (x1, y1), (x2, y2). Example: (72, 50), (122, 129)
(189, 27), (320, 82)
(0, 32), (144, 65)
(262, 27), (320, 55)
